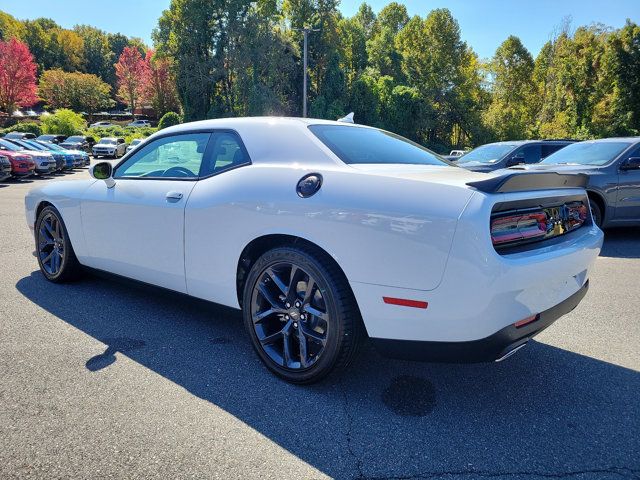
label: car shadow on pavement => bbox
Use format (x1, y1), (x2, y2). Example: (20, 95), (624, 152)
(15, 270), (640, 479)
(600, 227), (640, 259)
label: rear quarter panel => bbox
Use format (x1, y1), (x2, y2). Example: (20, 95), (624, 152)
(184, 163), (474, 307)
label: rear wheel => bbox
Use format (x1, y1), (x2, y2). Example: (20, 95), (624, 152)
(35, 206), (82, 282)
(243, 245), (362, 384)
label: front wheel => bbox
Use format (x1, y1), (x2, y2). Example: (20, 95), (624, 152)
(242, 245), (363, 384)
(590, 201), (603, 228)
(35, 206), (82, 282)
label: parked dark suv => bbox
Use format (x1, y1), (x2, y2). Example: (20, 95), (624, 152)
(457, 140), (574, 172)
(509, 137), (640, 228)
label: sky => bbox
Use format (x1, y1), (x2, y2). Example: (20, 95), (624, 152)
(1, 0), (639, 59)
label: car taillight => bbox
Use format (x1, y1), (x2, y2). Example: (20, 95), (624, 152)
(491, 210), (548, 246)
(491, 200), (589, 250)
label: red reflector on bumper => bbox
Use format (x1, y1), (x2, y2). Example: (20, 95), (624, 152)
(514, 314), (539, 328)
(383, 297), (428, 309)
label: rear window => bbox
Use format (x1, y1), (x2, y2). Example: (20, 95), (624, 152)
(309, 125), (449, 166)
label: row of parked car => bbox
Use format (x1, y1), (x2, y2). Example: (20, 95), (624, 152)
(0, 131), (145, 181)
(450, 137), (640, 228)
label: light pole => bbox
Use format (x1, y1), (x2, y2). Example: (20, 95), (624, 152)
(294, 27), (319, 118)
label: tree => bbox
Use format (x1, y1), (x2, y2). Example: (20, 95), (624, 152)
(39, 69), (113, 119)
(115, 46), (146, 119)
(0, 11), (25, 41)
(75, 25), (114, 82)
(40, 108), (87, 135)
(483, 36), (536, 140)
(0, 38), (38, 115)
(140, 50), (180, 117)
(396, 9), (482, 149)
(153, 0), (219, 121)
(50, 28), (85, 71)
(158, 111), (182, 129)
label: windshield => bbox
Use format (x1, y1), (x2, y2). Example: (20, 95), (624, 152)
(38, 135), (54, 140)
(308, 125), (449, 166)
(541, 141), (633, 166)
(457, 144), (517, 164)
(65, 136), (84, 142)
(98, 139), (117, 145)
(0, 139), (21, 151)
(131, 139), (142, 145)
(22, 140), (49, 151)
(42, 142), (64, 151)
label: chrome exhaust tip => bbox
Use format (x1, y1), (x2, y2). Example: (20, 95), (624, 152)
(495, 342), (527, 363)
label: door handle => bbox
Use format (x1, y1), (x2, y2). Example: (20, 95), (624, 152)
(166, 191), (183, 201)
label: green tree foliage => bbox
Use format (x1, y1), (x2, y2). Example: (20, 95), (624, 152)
(39, 69), (114, 118)
(0, 121), (42, 136)
(41, 109), (87, 135)
(483, 36), (536, 140)
(158, 111), (182, 129)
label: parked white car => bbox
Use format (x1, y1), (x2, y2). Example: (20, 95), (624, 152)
(126, 138), (144, 153)
(92, 137), (127, 158)
(89, 121), (116, 128)
(127, 120), (151, 128)
(24, 117), (603, 383)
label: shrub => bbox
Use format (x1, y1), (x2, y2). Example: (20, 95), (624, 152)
(157, 111), (181, 130)
(84, 125), (157, 143)
(1, 121), (42, 136)
(41, 109), (87, 136)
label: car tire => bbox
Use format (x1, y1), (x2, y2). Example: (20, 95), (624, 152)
(590, 201), (603, 228)
(35, 206), (82, 283)
(242, 245), (363, 384)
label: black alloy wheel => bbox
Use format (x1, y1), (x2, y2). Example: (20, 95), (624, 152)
(251, 262), (329, 370)
(35, 206), (82, 282)
(243, 246), (362, 384)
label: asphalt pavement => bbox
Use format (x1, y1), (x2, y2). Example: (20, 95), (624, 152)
(1, 168), (639, 479)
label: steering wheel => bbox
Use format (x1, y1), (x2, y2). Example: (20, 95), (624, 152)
(163, 166), (193, 177)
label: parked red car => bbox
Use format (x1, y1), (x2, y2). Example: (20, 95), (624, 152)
(0, 146), (35, 178)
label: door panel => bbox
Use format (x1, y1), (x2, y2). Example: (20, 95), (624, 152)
(79, 132), (213, 292)
(81, 179), (196, 292)
(615, 148), (640, 221)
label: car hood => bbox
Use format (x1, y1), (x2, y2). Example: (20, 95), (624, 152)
(21, 150), (51, 158)
(348, 164), (492, 189)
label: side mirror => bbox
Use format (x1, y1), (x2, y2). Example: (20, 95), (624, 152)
(506, 155), (524, 167)
(90, 161), (115, 188)
(620, 157), (640, 171)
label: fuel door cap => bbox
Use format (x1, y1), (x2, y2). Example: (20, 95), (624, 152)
(297, 173), (323, 198)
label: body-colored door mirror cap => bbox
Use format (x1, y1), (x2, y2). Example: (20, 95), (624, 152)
(90, 161), (115, 188)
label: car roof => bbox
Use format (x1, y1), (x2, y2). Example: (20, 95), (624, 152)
(160, 116), (368, 134)
(577, 137), (640, 144)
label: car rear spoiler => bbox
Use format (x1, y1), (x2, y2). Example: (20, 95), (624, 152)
(466, 172), (588, 194)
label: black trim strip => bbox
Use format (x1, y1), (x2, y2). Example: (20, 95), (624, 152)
(467, 172), (588, 193)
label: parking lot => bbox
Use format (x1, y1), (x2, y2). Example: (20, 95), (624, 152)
(0, 169), (639, 479)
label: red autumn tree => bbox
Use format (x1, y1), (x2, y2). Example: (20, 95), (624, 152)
(0, 38), (38, 116)
(115, 46), (146, 119)
(140, 49), (180, 117)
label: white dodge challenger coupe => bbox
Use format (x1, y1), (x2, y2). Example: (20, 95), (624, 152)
(25, 117), (603, 383)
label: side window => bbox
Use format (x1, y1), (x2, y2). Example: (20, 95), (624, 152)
(200, 131), (250, 177)
(542, 144), (565, 159)
(625, 146), (640, 159)
(520, 145), (542, 164)
(114, 133), (211, 179)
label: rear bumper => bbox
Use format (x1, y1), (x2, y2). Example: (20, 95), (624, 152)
(371, 280), (589, 362)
